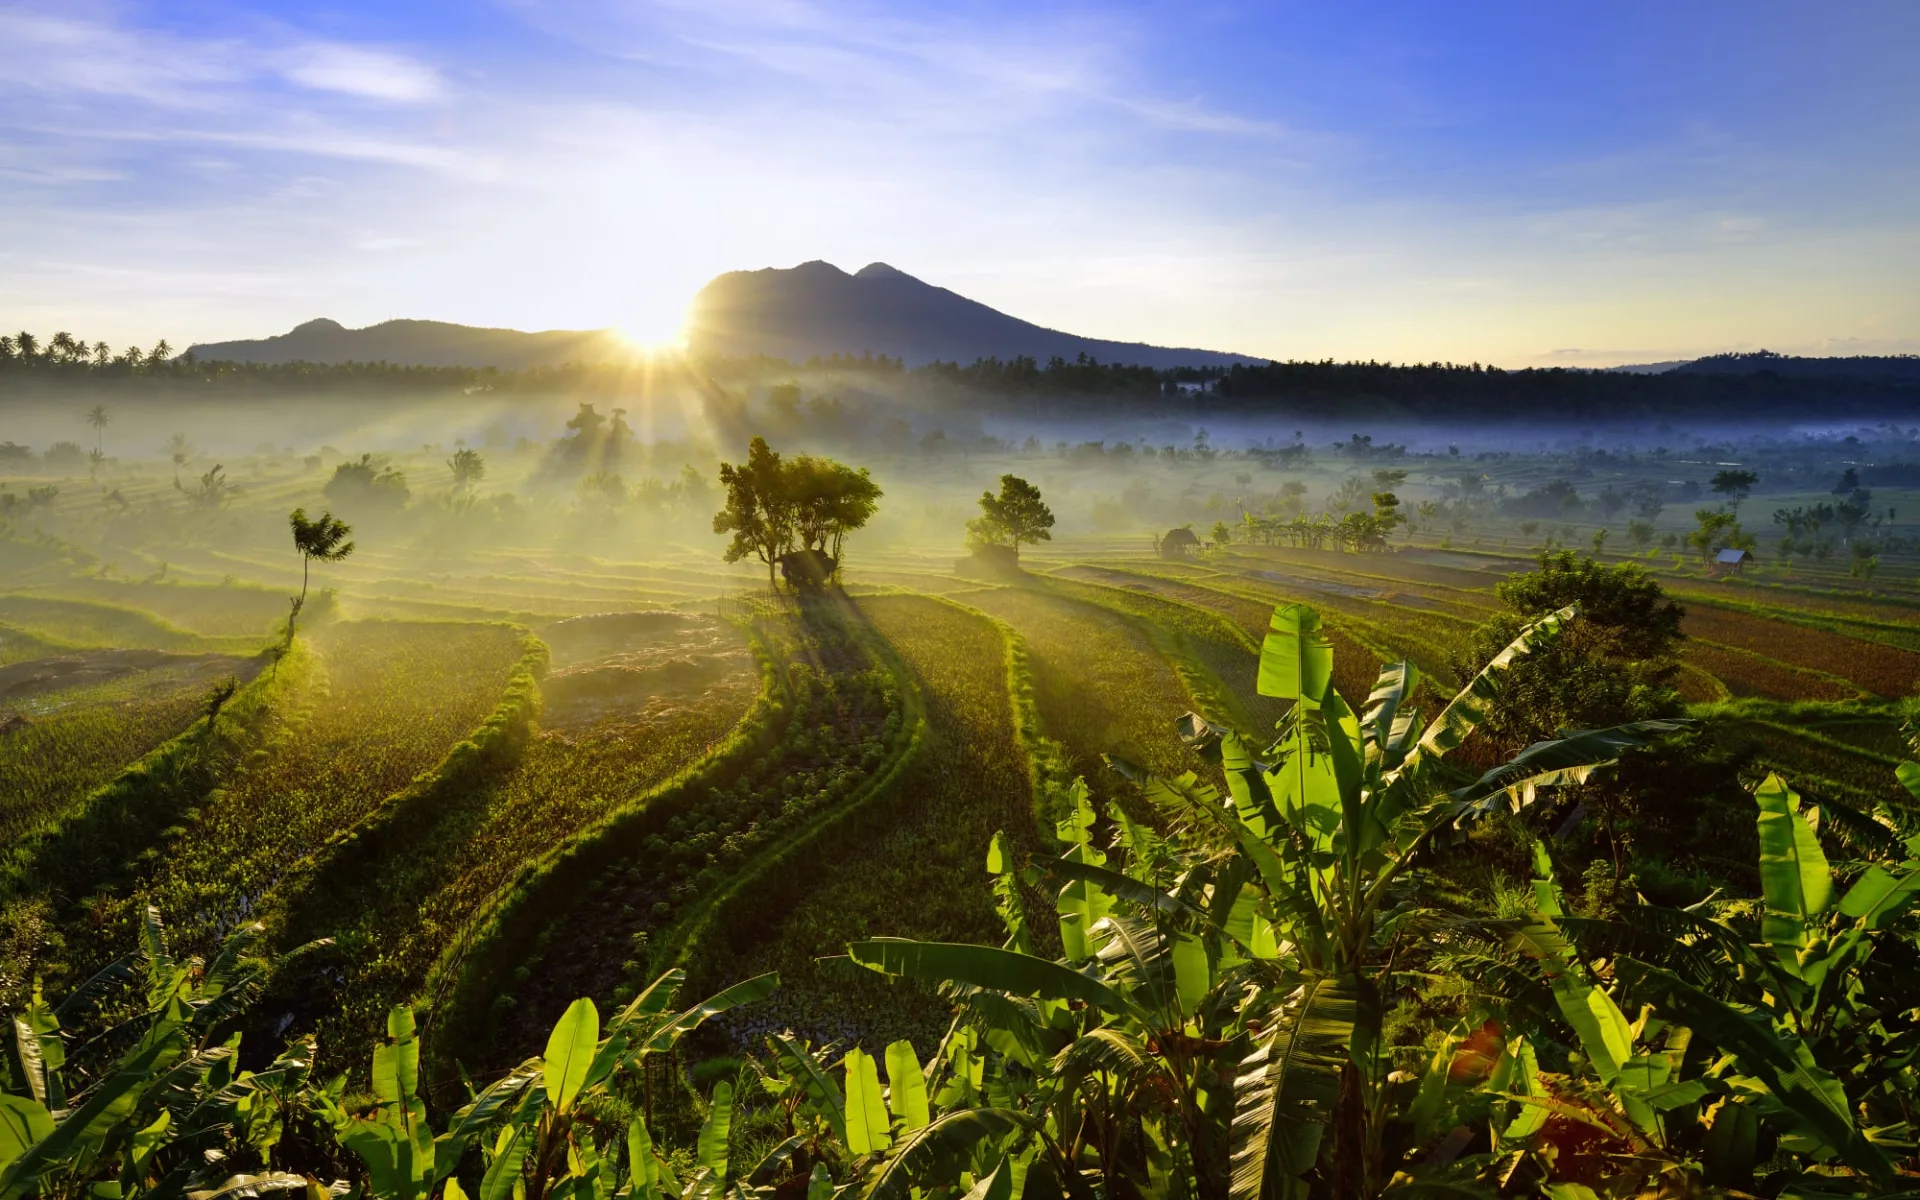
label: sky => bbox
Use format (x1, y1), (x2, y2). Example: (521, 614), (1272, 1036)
(2, 0), (1917, 367)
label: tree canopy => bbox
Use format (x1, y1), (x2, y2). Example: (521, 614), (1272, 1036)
(713, 436), (881, 587)
(1455, 550), (1686, 750)
(966, 473), (1054, 557)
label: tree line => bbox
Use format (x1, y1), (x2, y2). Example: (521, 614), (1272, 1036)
(10, 322), (1918, 422)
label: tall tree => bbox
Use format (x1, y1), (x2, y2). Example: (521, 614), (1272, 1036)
(1710, 468), (1758, 515)
(287, 507), (354, 644)
(85, 405), (110, 455)
(1687, 508), (1751, 564)
(967, 474), (1055, 558)
(713, 436), (793, 587)
(787, 455), (881, 562)
(713, 437), (881, 588)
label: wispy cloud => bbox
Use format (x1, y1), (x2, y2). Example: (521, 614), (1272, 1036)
(0, 4), (445, 108)
(275, 42), (444, 103)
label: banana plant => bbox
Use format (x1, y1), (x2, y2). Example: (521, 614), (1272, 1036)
(1480, 763), (1920, 1195)
(324, 968), (778, 1200)
(841, 601), (1676, 1199)
(1614, 771), (1919, 1191)
(1, 909), (327, 1200)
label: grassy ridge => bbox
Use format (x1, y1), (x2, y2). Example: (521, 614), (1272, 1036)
(134, 620), (525, 954)
(0, 664), (247, 846)
(678, 594), (1031, 1051)
(17, 578), (293, 638)
(959, 584), (1197, 779)
(265, 628), (549, 946)
(0, 643), (299, 1001)
(0, 622), (73, 665)
(0, 594), (259, 653)
(421, 619), (798, 1084)
(1042, 571), (1266, 728)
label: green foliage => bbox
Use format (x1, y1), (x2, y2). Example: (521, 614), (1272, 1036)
(6, 593), (1920, 1200)
(712, 437), (881, 586)
(0, 647), (299, 1002)
(324, 455), (410, 515)
(966, 475), (1055, 557)
(1455, 550), (1686, 749)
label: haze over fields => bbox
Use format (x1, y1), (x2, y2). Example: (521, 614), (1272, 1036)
(7, 8), (1920, 1199)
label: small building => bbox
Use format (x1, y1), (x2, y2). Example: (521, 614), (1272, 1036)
(1713, 547), (1753, 574)
(955, 543), (1021, 579)
(1159, 527), (1201, 560)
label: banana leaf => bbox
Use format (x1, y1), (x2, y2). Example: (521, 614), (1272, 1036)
(848, 940), (1133, 1017)
(1754, 774), (1833, 968)
(542, 998), (598, 1112)
(1402, 604), (1576, 773)
(1230, 973), (1359, 1200)
(860, 1109), (1028, 1200)
(1449, 721), (1689, 816)
(1258, 605), (1333, 704)
(1617, 958), (1889, 1184)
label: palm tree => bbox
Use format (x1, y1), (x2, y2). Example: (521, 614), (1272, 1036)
(86, 405), (111, 456)
(285, 507), (355, 646)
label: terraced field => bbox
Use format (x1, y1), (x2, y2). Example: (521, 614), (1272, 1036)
(425, 599), (913, 1076)
(2, 476), (1914, 1103)
(274, 611), (761, 1053)
(690, 594), (1034, 1048)
(134, 619), (527, 950)
(959, 584), (1201, 780)
(0, 651), (262, 846)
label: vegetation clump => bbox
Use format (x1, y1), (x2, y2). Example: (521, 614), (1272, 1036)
(713, 436), (881, 588)
(966, 473), (1055, 560)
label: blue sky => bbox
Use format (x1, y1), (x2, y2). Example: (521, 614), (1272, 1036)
(2, 0), (1916, 365)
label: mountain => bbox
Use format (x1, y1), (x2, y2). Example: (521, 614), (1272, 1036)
(683, 260), (1263, 369)
(1601, 351), (1920, 381)
(187, 318), (635, 369)
(1668, 350), (1920, 382)
(1599, 360), (1691, 375)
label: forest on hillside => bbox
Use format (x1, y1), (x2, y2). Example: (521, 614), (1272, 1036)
(5, 329), (1918, 422)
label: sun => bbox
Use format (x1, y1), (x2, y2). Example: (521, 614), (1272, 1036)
(613, 313), (688, 356)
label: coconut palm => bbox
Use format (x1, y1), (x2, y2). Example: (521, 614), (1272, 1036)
(85, 405), (110, 456)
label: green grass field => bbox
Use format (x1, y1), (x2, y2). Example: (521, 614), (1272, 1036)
(3, 441), (1916, 1084)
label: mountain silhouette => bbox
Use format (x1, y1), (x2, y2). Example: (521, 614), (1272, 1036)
(186, 318), (634, 369)
(187, 263), (1263, 370)
(684, 260), (1263, 368)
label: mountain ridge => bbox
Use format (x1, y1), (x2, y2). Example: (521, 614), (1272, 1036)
(185, 261), (1266, 370)
(186, 317), (633, 370)
(683, 260), (1264, 369)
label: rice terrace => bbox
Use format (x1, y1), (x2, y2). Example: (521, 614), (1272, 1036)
(5, 5), (1920, 1197)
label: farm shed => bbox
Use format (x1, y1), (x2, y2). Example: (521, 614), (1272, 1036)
(1159, 527), (1201, 559)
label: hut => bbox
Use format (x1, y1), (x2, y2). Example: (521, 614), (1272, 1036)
(956, 543), (1021, 579)
(1713, 547), (1753, 575)
(777, 548), (838, 588)
(1159, 527), (1201, 560)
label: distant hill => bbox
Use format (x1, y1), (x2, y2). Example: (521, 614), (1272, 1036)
(187, 318), (635, 369)
(1599, 360), (1692, 375)
(1669, 350), (1920, 382)
(1602, 351), (1920, 382)
(683, 260), (1263, 369)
